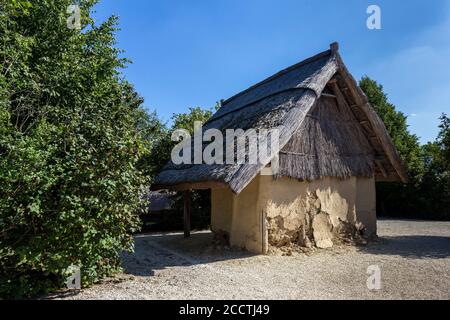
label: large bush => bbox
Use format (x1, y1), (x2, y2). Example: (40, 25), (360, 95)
(0, 0), (152, 298)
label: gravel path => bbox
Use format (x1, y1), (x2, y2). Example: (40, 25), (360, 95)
(54, 219), (450, 300)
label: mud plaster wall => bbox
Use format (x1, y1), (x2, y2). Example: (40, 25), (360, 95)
(211, 176), (264, 253)
(211, 175), (376, 254)
(355, 177), (377, 237)
(211, 186), (234, 234)
(259, 176), (377, 251)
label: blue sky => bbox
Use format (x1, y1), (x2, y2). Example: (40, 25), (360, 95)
(93, 0), (450, 144)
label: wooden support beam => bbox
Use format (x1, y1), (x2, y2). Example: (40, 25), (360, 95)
(328, 78), (338, 84)
(183, 190), (191, 238)
(321, 93), (337, 99)
(375, 159), (388, 178)
(334, 57), (409, 183)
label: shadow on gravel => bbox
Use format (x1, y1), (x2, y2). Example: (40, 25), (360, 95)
(122, 231), (255, 277)
(123, 232), (450, 279)
(44, 290), (81, 300)
(361, 235), (450, 259)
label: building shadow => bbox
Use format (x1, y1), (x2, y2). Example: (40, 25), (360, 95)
(359, 235), (450, 259)
(124, 232), (450, 278)
(122, 231), (255, 277)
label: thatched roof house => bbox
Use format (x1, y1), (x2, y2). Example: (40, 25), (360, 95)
(154, 43), (407, 253)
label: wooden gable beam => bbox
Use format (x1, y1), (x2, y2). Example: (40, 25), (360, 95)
(375, 159), (388, 178)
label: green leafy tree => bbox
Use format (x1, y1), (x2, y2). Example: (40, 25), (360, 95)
(436, 114), (450, 170)
(419, 114), (450, 220)
(171, 106), (214, 134)
(359, 76), (425, 217)
(136, 110), (169, 179)
(170, 107), (214, 228)
(360, 77), (449, 220)
(148, 106), (214, 174)
(0, 0), (154, 297)
(359, 77), (424, 179)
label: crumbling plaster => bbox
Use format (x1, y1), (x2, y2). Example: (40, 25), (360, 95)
(211, 175), (377, 254)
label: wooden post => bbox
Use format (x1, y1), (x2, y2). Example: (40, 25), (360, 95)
(183, 190), (191, 238)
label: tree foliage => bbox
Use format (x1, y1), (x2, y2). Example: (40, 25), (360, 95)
(0, 0), (153, 298)
(359, 77), (424, 179)
(436, 114), (450, 170)
(360, 77), (449, 220)
(172, 107), (213, 134)
(147, 107), (214, 174)
(418, 114), (450, 219)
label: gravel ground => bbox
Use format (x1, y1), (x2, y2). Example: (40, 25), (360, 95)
(53, 219), (450, 300)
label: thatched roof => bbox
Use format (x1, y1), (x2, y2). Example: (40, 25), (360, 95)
(153, 43), (408, 194)
(144, 191), (175, 212)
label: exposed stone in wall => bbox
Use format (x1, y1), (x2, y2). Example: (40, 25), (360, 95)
(312, 213), (334, 249)
(266, 191), (365, 252)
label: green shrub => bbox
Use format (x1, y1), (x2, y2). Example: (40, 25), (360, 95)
(0, 0), (151, 298)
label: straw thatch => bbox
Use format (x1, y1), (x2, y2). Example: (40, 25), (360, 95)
(145, 191), (175, 212)
(153, 43), (408, 194)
